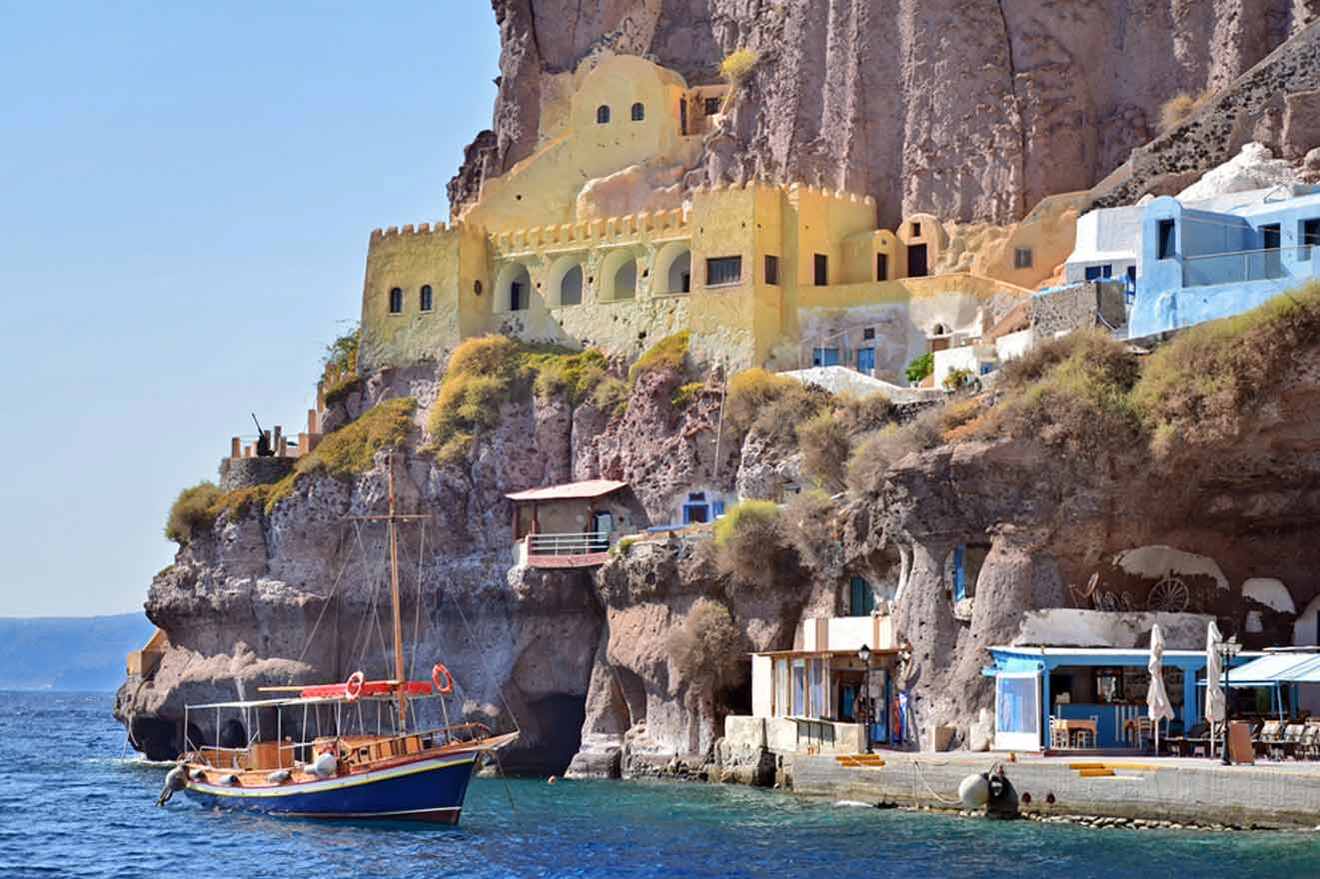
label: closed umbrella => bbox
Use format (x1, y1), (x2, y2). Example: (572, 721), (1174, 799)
(1205, 621), (1225, 758)
(1146, 624), (1174, 754)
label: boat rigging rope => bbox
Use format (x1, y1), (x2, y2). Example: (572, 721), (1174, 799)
(294, 522), (356, 670)
(440, 577), (523, 734)
(408, 521), (426, 683)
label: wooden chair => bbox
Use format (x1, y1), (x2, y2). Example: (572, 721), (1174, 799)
(1254, 720), (1282, 758)
(1049, 717), (1070, 750)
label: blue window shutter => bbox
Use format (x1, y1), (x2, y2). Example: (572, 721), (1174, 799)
(954, 546), (966, 602)
(681, 505), (692, 524)
(712, 499), (725, 517)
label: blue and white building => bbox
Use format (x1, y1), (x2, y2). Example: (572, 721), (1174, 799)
(1065, 184), (1320, 338)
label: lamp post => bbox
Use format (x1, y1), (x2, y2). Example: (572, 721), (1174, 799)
(1219, 635), (1241, 766)
(858, 645), (872, 752)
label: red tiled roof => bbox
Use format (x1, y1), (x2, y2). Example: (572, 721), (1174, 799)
(505, 479), (628, 502)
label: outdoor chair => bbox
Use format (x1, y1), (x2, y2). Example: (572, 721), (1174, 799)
(1048, 716), (1069, 750)
(1254, 720), (1283, 758)
(1279, 724), (1306, 760)
(1299, 724), (1320, 760)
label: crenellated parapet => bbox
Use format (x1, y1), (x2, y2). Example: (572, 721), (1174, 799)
(488, 206), (692, 258)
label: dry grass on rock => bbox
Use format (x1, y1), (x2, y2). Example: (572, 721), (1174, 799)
(164, 482), (224, 544)
(713, 500), (787, 591)
(667, 598), (744, 688)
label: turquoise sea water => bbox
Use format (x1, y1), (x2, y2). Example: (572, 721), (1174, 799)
(3, 692), (1318, 878)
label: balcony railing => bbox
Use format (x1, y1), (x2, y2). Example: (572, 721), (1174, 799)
(1182, 246), (1311, 288)
(527, 531), (611, 557)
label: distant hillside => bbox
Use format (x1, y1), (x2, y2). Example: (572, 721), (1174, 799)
(0, 613), (154, 691)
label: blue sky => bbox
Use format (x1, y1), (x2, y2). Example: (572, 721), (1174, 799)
(0, 3), (500, 616)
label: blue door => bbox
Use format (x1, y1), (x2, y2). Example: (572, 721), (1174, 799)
(856, 347), (875, 375)
(812, 347), (840, 367)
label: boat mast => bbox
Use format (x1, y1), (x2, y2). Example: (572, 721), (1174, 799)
(387, 452), (407, 731)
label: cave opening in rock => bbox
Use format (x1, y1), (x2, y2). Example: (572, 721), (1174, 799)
(522, 693), (588, 775)
(718, 660), (753, 717)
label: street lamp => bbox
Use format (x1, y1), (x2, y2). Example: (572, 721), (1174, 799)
(1219, 635), (1241, 766)
(858, 645), (873, 752)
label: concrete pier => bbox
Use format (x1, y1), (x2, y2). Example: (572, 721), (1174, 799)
(789, 752), (1320, 829)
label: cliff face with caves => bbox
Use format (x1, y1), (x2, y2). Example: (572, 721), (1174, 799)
(453, 0), (1320, 226)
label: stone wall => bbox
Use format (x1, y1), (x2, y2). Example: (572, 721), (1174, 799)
(1091, 20), (1320, 209)
(1029, 281), (1127, 338)
(217, 456), (295, 492)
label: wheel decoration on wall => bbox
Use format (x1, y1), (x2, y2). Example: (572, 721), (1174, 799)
(1147, 575), (1190, 612)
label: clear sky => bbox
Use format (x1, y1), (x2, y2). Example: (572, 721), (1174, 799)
(0, 3), (500, 616)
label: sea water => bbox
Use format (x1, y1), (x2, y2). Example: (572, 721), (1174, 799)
(2, 692), (1317, 879)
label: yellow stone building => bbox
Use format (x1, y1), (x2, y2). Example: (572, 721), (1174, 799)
(359, 54), (1071, 383)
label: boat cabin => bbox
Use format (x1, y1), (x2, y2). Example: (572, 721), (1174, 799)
(506, 479), (645, 568)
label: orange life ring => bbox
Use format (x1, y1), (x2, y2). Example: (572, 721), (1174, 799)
(344, 670), (365, 702)
(431, 663), (454, 695)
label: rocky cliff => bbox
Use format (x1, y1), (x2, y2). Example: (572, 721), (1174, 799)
(453, 0), (1320, 226)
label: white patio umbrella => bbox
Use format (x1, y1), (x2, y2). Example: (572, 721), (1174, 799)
(1146, 624), (1174, 754)
(1205, 621), (1226, 758)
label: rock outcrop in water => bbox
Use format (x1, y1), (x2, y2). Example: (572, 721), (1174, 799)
(454, 0), (1319, 226)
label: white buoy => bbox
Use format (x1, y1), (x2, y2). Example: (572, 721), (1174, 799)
(266, 769), (292, 784)
(958, 773), (990, 809)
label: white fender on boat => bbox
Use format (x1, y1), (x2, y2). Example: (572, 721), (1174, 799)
(311, 751), (338, 778)
(266, 769), (292, 784)
(156, 763), (187, 806)
(958, 773), (990, 809)
(219, 774), (239, 786)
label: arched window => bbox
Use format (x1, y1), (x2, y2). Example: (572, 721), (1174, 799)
(419, 284), (433, 312)
(388, 287), (403, 314)
(596, 105), (610, 124)
(631, 102), (645, 121)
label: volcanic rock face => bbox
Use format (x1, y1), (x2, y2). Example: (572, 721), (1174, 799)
(455, 0), (1316, 225)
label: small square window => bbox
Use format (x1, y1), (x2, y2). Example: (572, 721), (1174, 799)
(706, 256), (742, 286)
(910, 221), (922, 237)
(1014, 247), (1033, 269)
(862, 327), (875, 341)
(704, 97), (721, 115)
(764, 254), (780, 285)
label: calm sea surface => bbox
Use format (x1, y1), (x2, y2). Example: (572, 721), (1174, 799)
(2, 692), (1317, 878)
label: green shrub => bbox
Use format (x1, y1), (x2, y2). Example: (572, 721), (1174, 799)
(211, 484), (271, 521)
(844, 407), (945, 493)
(1132, 282), (1320, 458)
(942, 367), (976, 392)
(591, 374), (630, 416)
(267, 397), (417, 511)
(165, 482), (223, 544)
(610, 536), (638, 558)
(672, 381), (705, 409)
(992, 329), (1141, 451)
(797, 410), (851, 491)
(720, 48), (758, 85)
(428, 336), (617, 460)
(527, 348), (610, 405)
(725, 368), (827, 442)
(666, 598), (744, 686)
(838, 392), (894, 433)
(713, 500), (785, 590)
(321, 325), (361, 406)
(628, 331), (690, 384)
(905, 352), (934, 385)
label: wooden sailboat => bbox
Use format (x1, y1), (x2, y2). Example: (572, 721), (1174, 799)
(161, 455), (516, 823)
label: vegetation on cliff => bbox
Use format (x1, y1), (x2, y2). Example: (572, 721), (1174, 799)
(950, 282), (1320, 460)
(666, 598), (743, 689)
(1134, 281), (1320, 458)
(164, 482), (224, 544)
(264, 397), (417, 511)
(713, 500), (786, 590)
(320, 325), (361, 406)
(628, 331), (690, 385)
(429, 335), (622, 465)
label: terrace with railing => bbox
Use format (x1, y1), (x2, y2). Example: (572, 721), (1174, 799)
(1183, 245), (1313, 287)
(515, 531), (613, 569)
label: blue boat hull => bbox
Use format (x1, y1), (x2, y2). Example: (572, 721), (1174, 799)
(183, 752), (478, 823)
